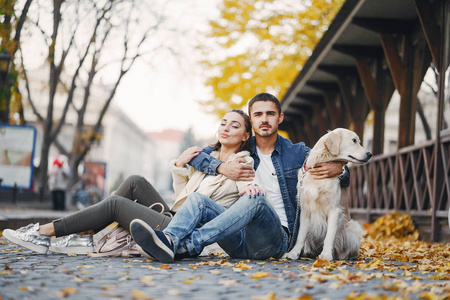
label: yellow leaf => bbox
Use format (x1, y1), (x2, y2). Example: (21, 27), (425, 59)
(251, 271), (270, 279)
(312, 258), (331, 268)
(55, 287), (78, 297)
(130, 290), (149, 299)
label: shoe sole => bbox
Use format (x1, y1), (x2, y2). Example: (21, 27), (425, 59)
(2, 229), (48, 254)
(130, 219), (174, 263)
(49, 246), (94, 254)
(135, 244), (156, 260)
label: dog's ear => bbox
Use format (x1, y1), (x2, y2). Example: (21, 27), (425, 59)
(324, 131), (341, 156)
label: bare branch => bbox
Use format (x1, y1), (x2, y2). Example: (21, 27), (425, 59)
(19, 48), (44, 123)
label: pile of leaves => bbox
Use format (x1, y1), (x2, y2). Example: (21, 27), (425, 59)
(363, 212), (419, 241)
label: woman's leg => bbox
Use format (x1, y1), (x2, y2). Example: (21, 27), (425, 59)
(114, 175), (171, 212)
(52, 195), (172, 237)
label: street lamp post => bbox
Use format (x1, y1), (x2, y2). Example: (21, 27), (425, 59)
(0, 51), (12, 123)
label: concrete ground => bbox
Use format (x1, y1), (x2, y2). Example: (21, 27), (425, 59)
(0, 207), (449, 300)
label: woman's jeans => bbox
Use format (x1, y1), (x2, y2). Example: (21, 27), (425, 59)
(53, 175), (172, 237)
(164, 192), (288, 260)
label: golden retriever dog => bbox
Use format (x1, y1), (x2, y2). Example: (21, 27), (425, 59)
(284, 128), (372, 261)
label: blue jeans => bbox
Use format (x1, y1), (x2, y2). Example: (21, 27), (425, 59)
(163, 192), (288, 259)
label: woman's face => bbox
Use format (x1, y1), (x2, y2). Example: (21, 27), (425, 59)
(218, 112), (250, 149)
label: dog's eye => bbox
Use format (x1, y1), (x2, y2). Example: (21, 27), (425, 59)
(352, 138), (357, 144)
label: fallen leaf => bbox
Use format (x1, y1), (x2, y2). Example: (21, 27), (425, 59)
(312, 258), (331, 268)
(140, 276), (154, 286)
(219, 279), (238, 286)
(130, 290), (151, 299)
(100, 285), (116, 290)
(55, 287), (78, 297)
(251, 272), (270, 279)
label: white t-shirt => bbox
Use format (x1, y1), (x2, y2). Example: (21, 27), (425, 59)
(255, 147), (288, 228)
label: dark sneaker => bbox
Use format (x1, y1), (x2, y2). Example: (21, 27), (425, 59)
(2, 223), (50, 254)
(130, 219), (174, 263)
(49, 234), (94, 254)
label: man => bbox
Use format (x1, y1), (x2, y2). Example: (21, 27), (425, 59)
(130, 93), (348, 262)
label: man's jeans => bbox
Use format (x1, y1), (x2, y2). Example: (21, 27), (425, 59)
(163, 192), (288, 259)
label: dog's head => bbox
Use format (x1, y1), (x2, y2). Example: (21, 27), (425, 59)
(306, 128), (372, 167)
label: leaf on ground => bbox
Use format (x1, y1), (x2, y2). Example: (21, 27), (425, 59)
(118, 275), (130, 281)
(55, 287), (78, 297)
(219, 279), (238, 286)
(251, 272), (271, 279)
(100, 285), (116, 290)
(140, 276), (154, 286)
(77, 265), (93, 269)
(130, 290), (152, 299)
(312, 258), (330, 268)
(167, 289), (181, 295)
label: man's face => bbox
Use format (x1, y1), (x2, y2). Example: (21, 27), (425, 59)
(249, 101), (284, 138)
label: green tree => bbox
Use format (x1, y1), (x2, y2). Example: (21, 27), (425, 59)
(201, 0), (344, 117)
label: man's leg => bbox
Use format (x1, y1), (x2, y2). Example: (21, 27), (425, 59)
(130, 192), (226, 262)
(167, 193), (287, 259)
(163, 193), (227, 254)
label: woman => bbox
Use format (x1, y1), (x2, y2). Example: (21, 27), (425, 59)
(3, 110), (263, 256)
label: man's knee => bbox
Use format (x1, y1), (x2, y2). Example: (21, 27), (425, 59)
(240, 194), (270, 207)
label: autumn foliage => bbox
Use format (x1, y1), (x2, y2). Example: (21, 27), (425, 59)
(202, 0), (345, 117)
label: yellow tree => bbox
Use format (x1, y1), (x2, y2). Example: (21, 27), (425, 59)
(202, 0), (344, 117)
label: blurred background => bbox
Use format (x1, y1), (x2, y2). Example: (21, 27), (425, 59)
(0, 0), (345, 206)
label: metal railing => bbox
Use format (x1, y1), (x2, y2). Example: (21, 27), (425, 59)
(348, 134), (450, 241)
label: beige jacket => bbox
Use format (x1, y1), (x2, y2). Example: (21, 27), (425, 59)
(169, 150), (257, 212)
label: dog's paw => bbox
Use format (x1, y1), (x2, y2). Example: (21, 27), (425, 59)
(318, 252), (333, 261)
(282, 251), (300, 260)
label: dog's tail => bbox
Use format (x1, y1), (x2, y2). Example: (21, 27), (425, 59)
(335, 219), (363, 260)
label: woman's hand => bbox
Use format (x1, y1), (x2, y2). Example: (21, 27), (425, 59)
(309, 162), (344, 179)
(239, 183), (264, 198)
(175, 146), (204, 167)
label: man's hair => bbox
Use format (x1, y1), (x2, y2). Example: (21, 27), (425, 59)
(248, 93), (281, 115)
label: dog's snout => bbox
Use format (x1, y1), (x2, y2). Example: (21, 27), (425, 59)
(366, 152), (372, 159)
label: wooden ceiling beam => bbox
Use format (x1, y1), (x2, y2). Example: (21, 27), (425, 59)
(352, 17), (416, 34)
(414, 0), (441, 68)
(318, 65), (358, 78)
(333, 45), (384, 59)
(379, 34), (403, 92)
(306, 81), (340, 92)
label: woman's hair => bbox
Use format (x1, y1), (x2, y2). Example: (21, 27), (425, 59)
(211, 109), (253, 152)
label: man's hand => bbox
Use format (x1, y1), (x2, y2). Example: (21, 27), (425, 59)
(309, 162), (344, 179)
(217, 159), (255, 181)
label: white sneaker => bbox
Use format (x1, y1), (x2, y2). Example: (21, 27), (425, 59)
(49, 234), (94, 254)
(3, 223), (50, 254)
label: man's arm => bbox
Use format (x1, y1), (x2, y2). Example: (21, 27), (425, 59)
(308, 162), (350, 188)
(188, 146), (255, 181)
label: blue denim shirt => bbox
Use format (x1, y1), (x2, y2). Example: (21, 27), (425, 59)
(188, 135), (309, 244)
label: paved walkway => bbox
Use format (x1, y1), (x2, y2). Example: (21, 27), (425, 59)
(0, 207), (449, 299)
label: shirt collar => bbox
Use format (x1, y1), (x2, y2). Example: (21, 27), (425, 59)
(251, 135), (282, 156)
